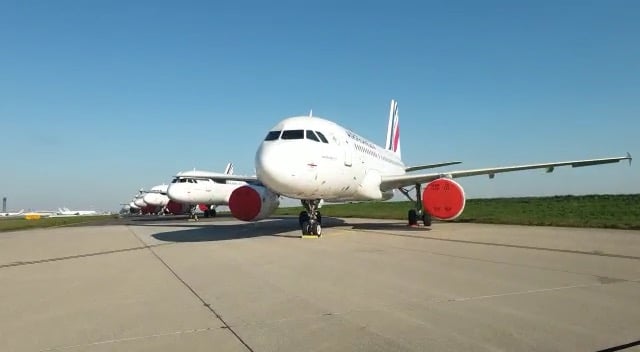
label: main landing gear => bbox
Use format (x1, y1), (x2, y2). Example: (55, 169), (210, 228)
(299, 199), (322, 237)
(203, 208), (217, 218)
(189, 205), (199, 221)
(399, 183), (431, 227)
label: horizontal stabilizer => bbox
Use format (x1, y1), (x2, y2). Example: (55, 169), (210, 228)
(405, 161), (462, 172)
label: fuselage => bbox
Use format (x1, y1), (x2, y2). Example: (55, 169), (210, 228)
(167, 172), (245, 205)
(255, 116), (405, 201)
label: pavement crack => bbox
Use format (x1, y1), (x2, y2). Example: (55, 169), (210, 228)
(125, 226), (255, 352)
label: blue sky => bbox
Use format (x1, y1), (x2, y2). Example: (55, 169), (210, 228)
(1, 0), (638, 211)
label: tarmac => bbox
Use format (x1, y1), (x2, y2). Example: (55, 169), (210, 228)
(0, 216), (639, 351)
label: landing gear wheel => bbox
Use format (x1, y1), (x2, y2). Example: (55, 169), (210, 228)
(204, 210), (211, 218)
(210, 209), (217, 217)
(301, 221), (311, 237)
(316, 211), (322, 225)
(299, 211), (310, 227)
(408, 209), (418, 226)
(421, 212), (432, 227)
(311, 222), (322, 237)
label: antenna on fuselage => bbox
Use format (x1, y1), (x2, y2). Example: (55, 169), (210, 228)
(309, 109), (313, 117)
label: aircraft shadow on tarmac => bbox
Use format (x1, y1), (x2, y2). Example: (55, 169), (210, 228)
(149, 216), (430, 243)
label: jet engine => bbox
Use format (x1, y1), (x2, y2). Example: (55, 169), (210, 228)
(166, 200), (189, 215)
(421, 178), (466, 220)
(228, 185), (280, 221)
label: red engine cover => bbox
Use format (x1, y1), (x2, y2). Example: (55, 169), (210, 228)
(228, 185), (261, 221)
(198, 204), (209, 212)
(166, 200), (183, 214)
(141, 205), (159, 215)
(422, 178), (466, 220)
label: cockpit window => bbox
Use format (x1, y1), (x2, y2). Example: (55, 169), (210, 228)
(171, 177), (179, 183)
(305, 130), (320, 142)
(264, 130), (281, 141)
(315, 131), (329, 143)
(281, 129), (304, 140)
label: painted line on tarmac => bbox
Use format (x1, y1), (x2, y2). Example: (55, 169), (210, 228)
(347, 229), (640, 260)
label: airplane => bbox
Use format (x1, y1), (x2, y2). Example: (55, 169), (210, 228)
(56, 207), (98, 216)
(0, 209), (24, 217)
(166, 162), (246, 219)
(184, 100), (632, 237)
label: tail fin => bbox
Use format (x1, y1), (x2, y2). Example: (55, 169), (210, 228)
(385, 99), (401, 158)
(224, 162), (234, 175)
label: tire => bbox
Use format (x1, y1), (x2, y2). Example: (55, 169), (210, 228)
(301, 221), (311, 236)
(299, 211), (310, 227)
(422, 212), (432, 227)
(311, 222), (322, 237)
(317, 211), (322, 225)
(408, 209), (418, 226)
(210, 209), (217, 217)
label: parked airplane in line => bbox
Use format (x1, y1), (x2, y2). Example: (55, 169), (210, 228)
(56, 207), (98, 216)
(1, 209), (24, 217)
(167, 163), (247, 219)
(174, 100), (633, 237)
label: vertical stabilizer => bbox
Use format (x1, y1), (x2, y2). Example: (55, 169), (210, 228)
(224, 162), (234, 175)
(384, 99), (401, 158)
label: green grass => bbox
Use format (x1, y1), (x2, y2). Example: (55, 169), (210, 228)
(0, 215), (117, 232)
(275, 194), (640, 230)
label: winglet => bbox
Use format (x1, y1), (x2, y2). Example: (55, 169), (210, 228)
(627, 152), (632, 166)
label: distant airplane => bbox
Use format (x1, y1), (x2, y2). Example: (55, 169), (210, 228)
(196, 99), (632, 237)
(56, 207), (98, 216)
(166, 162), (243, 219)
(0, 209), (24, 217)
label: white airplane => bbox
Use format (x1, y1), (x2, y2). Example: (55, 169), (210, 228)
(56, 207), (98, 216)
(0, 209), (24, 217)
(197, 100), (632, 237)
(167, 163), (246, 219)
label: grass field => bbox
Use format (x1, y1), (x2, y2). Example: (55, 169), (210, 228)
(0, 215), (116, 232)
(275, 194), (640, 230)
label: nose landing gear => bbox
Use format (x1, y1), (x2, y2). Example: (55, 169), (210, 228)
(299, 199), (322, 237)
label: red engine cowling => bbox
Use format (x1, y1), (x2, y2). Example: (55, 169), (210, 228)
(166, 200), (188, 215)
(228, 185), (280, 221)
(422, 178), (466, 220)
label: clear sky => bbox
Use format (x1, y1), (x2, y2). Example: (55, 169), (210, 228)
(1, 0), (638, 212)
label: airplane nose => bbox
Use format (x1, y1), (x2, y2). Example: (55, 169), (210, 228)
(133, 198), (147, 208)
(255, 142), (299, 195)
(143, 193), (157, 206)
(167, 184), (189, 203)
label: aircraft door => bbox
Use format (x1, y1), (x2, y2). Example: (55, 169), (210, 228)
(344, 137), (352, 167)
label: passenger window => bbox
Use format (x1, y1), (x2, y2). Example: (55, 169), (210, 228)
(281, 130), (304, 139)
(264, 130), (281, 141)
(315, 131), (329, 143)
(305, 130), (320, 142)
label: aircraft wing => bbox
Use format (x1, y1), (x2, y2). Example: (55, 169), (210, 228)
(405, 161), (462, 172)
(380, 153), (632, 191)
